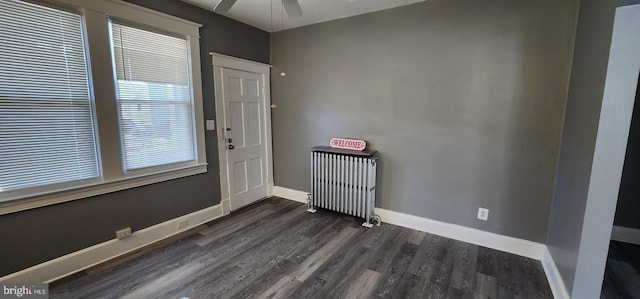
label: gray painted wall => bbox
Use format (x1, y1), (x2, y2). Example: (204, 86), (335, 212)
(271, 0), (578, 242)
(545, 0), (615, 292)
(614, 75), (640, 229)
(546, 0), (640, 297)
(570, 4), (640, 297)
(620, 0), (640, 7)
(0, 0), (269, 277)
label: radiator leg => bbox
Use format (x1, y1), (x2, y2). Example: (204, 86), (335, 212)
(362, 214), (381, 227)
(306, 193), (317, 213)
(361, 210), (372, 227)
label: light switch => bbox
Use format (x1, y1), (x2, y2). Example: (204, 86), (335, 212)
(206, 120), (216, 131)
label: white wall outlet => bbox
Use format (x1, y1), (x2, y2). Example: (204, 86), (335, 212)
(477, 208), (489, 221)
(115, 227), (132, 240)
(206, 120), (216, 131)
(176, 219), (188, 229)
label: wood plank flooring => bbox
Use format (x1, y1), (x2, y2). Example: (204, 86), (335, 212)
(50, 197), (553, 298)
(601, 240), (640, 299)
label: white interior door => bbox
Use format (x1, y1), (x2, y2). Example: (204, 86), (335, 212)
(220, 67), (269, 211)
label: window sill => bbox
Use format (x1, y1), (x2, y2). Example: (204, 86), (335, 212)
(0, 164), (208, 216)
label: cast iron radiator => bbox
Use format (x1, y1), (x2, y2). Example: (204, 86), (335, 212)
(308, 146), (381, 227)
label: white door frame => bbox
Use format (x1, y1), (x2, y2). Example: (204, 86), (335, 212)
(211, 53), (274, 215)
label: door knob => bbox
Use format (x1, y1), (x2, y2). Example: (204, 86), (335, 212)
(226, 138), (232, 143)
(228, 144), (235, 150)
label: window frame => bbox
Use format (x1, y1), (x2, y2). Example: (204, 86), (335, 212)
(0, 0), (207, 215)
(0, 0), (102, 198)
(109, 20), (200, 176)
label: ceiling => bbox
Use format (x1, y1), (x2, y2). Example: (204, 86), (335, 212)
(182, 0), (428, 32)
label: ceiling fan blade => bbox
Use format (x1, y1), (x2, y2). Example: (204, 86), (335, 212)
(282, 0), (302, 18)
(213, 0), (237, 13)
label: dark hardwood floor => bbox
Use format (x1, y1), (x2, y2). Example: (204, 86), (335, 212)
(50, 197), (553, 298)
(602, 240), (640, 299)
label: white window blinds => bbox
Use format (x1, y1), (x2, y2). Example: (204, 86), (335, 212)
(0, 0), (99, 193)
(111, 23), (196, 171)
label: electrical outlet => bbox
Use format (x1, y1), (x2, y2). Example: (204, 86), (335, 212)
(477, 208), (489, 221)
(176, 219), (188, 229)
(115, 227), (132, 240)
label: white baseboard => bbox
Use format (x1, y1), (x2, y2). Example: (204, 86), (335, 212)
(273, 186), (308, 204)
(542, 247), (570, 299)
(275, 186), (545, 259)
(375, 207), (570, 299)
(611, 225), (640, 245)
(0, 204), (224, 283)
(373, 207), (545, 260)
(276, 187), (570, 297)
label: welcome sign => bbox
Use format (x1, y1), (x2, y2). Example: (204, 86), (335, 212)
(329, 138), (367, 151)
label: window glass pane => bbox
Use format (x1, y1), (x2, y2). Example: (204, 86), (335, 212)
(111, 23), (195, 170)
(0, 0), (99, 194)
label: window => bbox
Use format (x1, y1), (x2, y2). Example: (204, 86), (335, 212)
(0, 0), (99, 193)
(111, 23), (196, 171)
(0, 0), (206, 212)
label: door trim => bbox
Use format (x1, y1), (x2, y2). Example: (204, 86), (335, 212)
(211, 53), (274, 215)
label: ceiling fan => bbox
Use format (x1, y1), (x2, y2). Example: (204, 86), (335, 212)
(214, 0), (303, 18)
